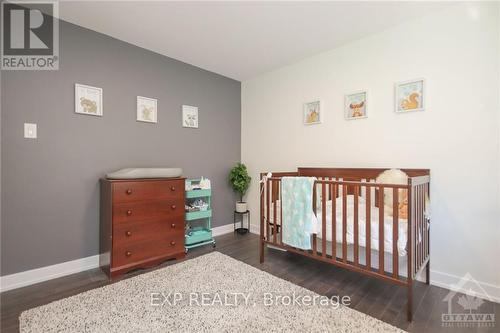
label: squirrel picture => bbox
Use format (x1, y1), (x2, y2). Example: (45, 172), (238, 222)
(401, 92), (420, 110)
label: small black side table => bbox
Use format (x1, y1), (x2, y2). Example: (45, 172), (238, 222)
(234, 210), (250, 234)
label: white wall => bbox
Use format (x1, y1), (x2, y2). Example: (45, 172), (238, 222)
(242, 3), (500, 297)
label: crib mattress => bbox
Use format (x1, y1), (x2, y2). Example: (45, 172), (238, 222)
(269, 195), (408, 256)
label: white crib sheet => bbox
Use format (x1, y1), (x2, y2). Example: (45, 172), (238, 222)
(268, 195), (408, 256)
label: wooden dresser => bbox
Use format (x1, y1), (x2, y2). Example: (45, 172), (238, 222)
(100, 178), (185, 279)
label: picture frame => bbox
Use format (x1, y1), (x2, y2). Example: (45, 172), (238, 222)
(75, 84), (103, 116)
(136, 96), (158, 123)
(182, 105), (199, 128)
(303, 100), (322, 125)
(395, 78), (425, 113)
(345, 90), (368, 120)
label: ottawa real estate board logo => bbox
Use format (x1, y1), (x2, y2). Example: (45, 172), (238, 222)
(442, 273), (495, 328)
(1, 0), (59, 70)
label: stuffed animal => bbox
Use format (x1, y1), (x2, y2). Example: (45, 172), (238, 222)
(398, 198), (409, 219)
(375, 169), (431, 219)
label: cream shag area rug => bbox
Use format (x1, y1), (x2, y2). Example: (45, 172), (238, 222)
(20, 252), (403, 332)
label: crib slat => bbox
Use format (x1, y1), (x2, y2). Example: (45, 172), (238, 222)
(426, 183), (430, 260)
(419, 185), (423, 268)
(415, 185), (419, 269)
(342, 184), (347, 263)
(415, 185), (422, 270)
(420, 184), (424, 266)
(378, 186), (385, 273)
(328, 177), (331, 201)
(313, 183), (317, 215)
(260, 174), (264, 263)
(354, 186), (359, 266)
(424, 184), (429, 258)
(332, 183), (337, 260)
(413, 186), (417, 277)
(321, 183), (327, 258)
(425, 183), (429, 259)
(406, 181), (415, 279)
(423, 184), (426, 261)
(266, 179), (270, 242)
(392, 187), (399, 278)
(272, 180), (277, 244)
(312, 184), (317, 254)
(423, 185), (427, 263)
(366, 187), (371, 269)
(280, 180), (283, 245)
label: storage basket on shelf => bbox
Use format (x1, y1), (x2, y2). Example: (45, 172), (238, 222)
(184, 178), (216, 252)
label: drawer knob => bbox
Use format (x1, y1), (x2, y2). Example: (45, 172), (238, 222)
(170, 186), (176, 191)
(171, 205), (176, 210)
(170, 241), (176, 246)
(126, 210), (132, 216)
(126, 189), (132, 195)
(171, 223), (176, 228)
(125, 251), (132, 257)
(125, 230), (132, 237)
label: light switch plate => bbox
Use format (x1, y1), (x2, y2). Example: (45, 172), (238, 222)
(24, 123), (37, 139)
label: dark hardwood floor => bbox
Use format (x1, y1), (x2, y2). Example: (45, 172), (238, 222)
(1, 232), (498, 332)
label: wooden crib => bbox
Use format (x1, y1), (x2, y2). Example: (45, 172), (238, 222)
(259, 167), (430, 321)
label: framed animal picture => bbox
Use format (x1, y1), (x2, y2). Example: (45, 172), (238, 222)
(303, 100), (322, 125)
(395, 78), (425, 113)
(75, 84), (103, 116)
(137, 96), (158, 123)
(182, 105), (199, 128)
(345, 91), (368, 120)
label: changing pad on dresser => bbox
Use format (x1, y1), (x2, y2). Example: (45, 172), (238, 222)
(106, 168), (183, 179)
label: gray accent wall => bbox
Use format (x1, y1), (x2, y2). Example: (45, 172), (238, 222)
(1, 21), (241, 276)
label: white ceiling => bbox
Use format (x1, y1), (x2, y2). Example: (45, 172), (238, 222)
(59, 1), (452, 81)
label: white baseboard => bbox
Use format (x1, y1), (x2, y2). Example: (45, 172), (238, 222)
(430, 269), (500, 303)
(0, 223), (237, 293)
(0, 255), (100, 293)
(212, 223), (235, 237)
(251, 223), (499, 303)
(3, 225), (498, 305)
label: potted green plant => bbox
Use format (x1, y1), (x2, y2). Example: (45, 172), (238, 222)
(229, 163), (251, 213)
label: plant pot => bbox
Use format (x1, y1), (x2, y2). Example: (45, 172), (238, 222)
(235, 202), (247, 213)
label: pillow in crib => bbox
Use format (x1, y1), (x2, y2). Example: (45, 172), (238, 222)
(375, 169), (408, 217)
(334, 194), (366, 208)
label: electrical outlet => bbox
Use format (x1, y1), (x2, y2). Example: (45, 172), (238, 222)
(24, 123), (37, 139)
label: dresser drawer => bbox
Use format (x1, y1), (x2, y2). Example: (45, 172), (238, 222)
(113, 218), (184, 244)
(112, 179), (184, 203)
(112, 232), (184, 268)
(112, 199), (184, 223)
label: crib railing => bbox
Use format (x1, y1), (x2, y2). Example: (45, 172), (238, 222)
(410, 175), (431, 280)
(259, 168), (430, 321)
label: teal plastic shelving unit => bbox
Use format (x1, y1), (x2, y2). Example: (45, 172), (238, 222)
(185, 179), (215, 252)
(186, 209), (212, 221)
